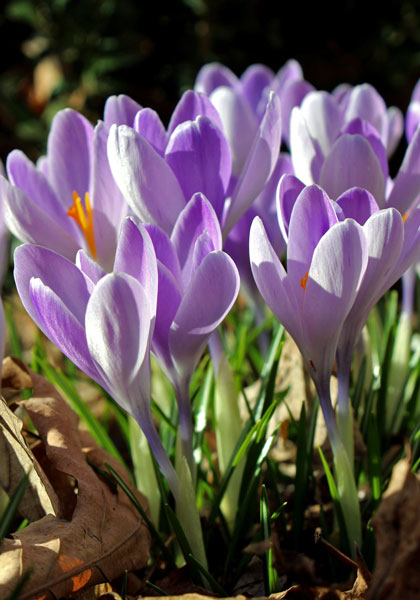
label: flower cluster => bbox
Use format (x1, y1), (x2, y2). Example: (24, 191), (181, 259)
(3, 59), (420, 552)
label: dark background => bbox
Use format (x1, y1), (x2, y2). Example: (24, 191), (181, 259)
(0, 0), (419, 165)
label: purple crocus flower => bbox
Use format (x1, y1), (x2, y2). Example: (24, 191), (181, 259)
(195, 59), (313, 149)
(334, 189), (420, 462)
(108, 89), (282, 240)
(144, 193), (240, 472)
(250, 184), (369, 544)
(289, 88), (420, 215)
(13, 218), (183, 500)
(1, 108), (131, 270)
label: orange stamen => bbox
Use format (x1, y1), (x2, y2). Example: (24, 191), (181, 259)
(67, 191), (97, 259)
(300, 271), (309, 292)
(402, 211), (408, 223)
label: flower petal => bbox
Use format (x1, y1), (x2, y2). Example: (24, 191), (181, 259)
(108, 125), (185, 234)
(113, 216), (158, 307)
(134, 108), (167, 155)
(224, 91), (282, 235)
(276, 173), (305, 242)
(299, 91), (342, 157)
(240, 63), (274, 115)
(165, 116), (231, 222)
(46, 109), (94, 209)
(167, 90), (223, 136)
(386, 124), (420, 214)
(303, 219), (368, 379)
(286, 185), (338, 295)
(209, 86), (258, 176)
(1, 177), (80, 259)
(103, 94), (142, 126)
(250, 216), (301, 341)
(86, 273), (153, 410)
(6, 150), (76, 237)
(319, 134), (386, 204)
(169, 251), (239, 382)
(194, 63), (239, 95)
(289, 107), (323, 185)
(336, 187), (379, 224)
(14, 244), (91, 326)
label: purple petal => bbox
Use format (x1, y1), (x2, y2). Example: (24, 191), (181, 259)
(303, 219), (368, 378)
(103, 94), (142, 126)
(29, 277), (103, 387)
(46, 109), (94, 209)
(171, 193), (221, 288)
(90, 121), (130, 269)
(341, 118), (388, 180)
(133, 108), (167, 155)
(144, 223), (182, 283)
(287, 185), (338, 294)
(107, 125), (185, 234)
(250, 217), (301, 341)
(273, 59), (303, 92)
(86, 273), (153, 408)
(319, 134), (386, 204)
(152, 261), (182, 375)
(406, 101), (420, 144)
(348, 209), (403, 326)
(167, 90), (223, 137)
(384, 207), (420, 291)
(113, 216), (158, 306)
(336, 187), (379, 224)
(14, 244), (91, 327)
(165, 116), (231, 222)
(386, 125), (420, 214)
(276, 174), (305, 242)
(6, 150), (76, 237)
(240, 64), (274, 114)
(224, 91), (282, 236)
(289, 107), (323, 184)
(169, 251), (239, 382)
(280, 79), (315, 147)
(76, 250), (106, 292)
(194, 63), (239, 95)
(344, 84), (387, 143)
(385, 106), (403, 156)
(299, 91), (342, 157)
(210, 86), (258, 175)
(1, 177), (80, 259)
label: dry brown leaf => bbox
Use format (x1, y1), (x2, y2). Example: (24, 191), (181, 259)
(0, 359), (151, 599)
(0, 358), (60, 521)
(367, 456), (420, 600)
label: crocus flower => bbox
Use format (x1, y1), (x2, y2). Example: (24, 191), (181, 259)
(144, 193), (240, 472)
(1, 108), (131, 271)
(108, 89), (282, 239)
(289, 88), (420, 215)
(195, 59), (313, 149)
(250, 184), (369, 545)
(13, 218), (184, 499)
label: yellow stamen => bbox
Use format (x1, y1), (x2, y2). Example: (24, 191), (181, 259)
(67, 191), (97, 259)
(300, 271), (309, 292)
(402, 211), (408, 223)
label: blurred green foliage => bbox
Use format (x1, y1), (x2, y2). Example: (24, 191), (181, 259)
(0, 0), (420, 160)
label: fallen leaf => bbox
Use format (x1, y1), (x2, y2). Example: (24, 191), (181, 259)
(0, 358), (60, 521)
(0, 359), (151, 599)
(367, 456), (420, 600)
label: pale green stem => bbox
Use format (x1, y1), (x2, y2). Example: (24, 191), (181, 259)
(316, 378), (361, 551)
(129, 415), (160, 525)
(174, 379), (195, 483)
(175, 439), (208, 571)
(336, 351), (354, 467)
